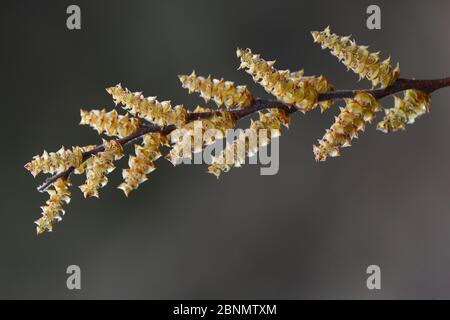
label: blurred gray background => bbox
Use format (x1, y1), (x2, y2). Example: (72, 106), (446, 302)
(1, 0), (450, 299)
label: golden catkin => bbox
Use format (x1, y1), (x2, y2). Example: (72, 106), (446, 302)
(79, 140), (123, 198)
(106, 84), (187, 127)
(166, 107), (236, 165)
(208, 108), (289, 177)
(377, 90), (431, 133)
(70, 145), (97, 175)
(80, 108), (141, 138)
(35, 178), (71, 235)
(118, 133), (163, 196)
(311, 27), (400, 88)
(25, 146), (86, 177)
(178, 71), (254, 109)
(313, 92), (381, 161)
(291, 73), (335, 112)
(237, 48), (332, 112)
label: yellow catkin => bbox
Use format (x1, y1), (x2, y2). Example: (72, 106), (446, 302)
(237, 48), (332, 112)
(313, 92), (381, 161)
(179, 71), (254, 109)
(291, 73), (335, 112)
(106, 84), (187, 127)
(311, 27), (400, 88)
(71, 145), (97, 175)
(208, 108), (289, 177)
(80, 109), (141, 138)
(377, 90), (431, 133)
(79, 140), (123, 198)
(35, 178), (71, 235)
(118, 133), (163, 196)
(25, 146), (86, 177)
(166, 107), (237, 165)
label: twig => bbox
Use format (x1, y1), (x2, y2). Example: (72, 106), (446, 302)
(36, 77), (450, 192)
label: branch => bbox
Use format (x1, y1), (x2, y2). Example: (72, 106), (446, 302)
(36, 77), (450, 192)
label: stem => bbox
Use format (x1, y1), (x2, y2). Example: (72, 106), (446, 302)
(36, 76), (450, 192)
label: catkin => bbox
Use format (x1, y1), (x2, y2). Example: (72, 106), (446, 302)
(79, 140), (124, 198)
(377, 90), (431, 133)
(179, 71), (253, 109)
(292, 73), (335, 112)
(25, 146), (86, 177)
(106, 84), (187, 127)
(35, 178), (71, 235)
(237, 48), (332, 112)
(118, 133), (163, 196)
(80, 108), (141, 138)
(208, 108), (289, 177)
(313, 92), (380, 161)
(311, 27), (400, 88)
(166, 107), (236, 166)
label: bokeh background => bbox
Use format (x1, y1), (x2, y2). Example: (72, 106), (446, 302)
(2, 0), (450, 299)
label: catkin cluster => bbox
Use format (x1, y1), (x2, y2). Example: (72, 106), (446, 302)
(179, 71), (253, 109)
(25, 146), (86, 177)
(311, 27), (400, 88)
(79, 140), (124, 198)
(26, 26), (443, 235)
(80, 109), (141, 138)
(106, 84), (187, 127)
(166, 107), (237, 165)
(35, 178), (71, 235)
(118, 133), (165, 196)
(208, 108), (289, 177)
(291, 73), (335, 112)
(237, 48), (333, 112)
(314, 92), (381, 161)
(377, 90), (431, 133)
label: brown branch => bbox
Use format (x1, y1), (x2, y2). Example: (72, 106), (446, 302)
(36, 76), (450, 193)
